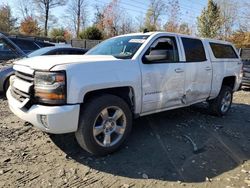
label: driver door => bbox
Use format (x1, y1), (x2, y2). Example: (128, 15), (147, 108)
(140, 36), (185, 113)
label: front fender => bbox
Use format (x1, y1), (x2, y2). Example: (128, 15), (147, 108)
(51, 61), (142, 114)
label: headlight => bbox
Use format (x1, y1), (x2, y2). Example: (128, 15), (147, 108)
(34, 71), (66, 105)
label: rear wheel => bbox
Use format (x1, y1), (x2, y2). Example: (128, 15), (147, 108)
(209, 86), (233, 116)
(75, 94), (132, 156)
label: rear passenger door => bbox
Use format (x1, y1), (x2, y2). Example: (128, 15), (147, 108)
(180, 37), (212, 104)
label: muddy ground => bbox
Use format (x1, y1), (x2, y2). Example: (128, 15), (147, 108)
(1, 89), (250, 188)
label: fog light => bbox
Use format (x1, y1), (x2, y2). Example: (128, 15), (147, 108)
(40, 115), (48, 128)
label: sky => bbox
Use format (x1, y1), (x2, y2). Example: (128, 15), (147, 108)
(0, 0), (207, 27)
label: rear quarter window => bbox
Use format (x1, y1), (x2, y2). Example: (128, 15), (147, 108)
(210, 43), (238, 59)
(181, 37), (206, 62)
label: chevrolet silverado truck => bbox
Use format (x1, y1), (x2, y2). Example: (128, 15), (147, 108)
(7, 32), (242, 155)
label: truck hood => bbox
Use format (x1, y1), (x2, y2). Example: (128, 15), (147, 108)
(14, 55), (120, 70)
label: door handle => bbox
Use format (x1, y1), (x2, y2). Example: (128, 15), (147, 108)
(175, 68), (184, 73)
(205, 67), (212, 71)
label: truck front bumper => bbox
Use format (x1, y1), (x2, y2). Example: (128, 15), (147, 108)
(7, 89), (80, 134)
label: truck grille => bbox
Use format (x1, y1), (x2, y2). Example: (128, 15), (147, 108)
(11, 71), (34, 103)
(15, 71), (34, 83)
(10, 87), (29, 102)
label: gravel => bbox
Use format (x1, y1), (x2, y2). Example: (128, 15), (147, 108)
(0, 89), (250, 188)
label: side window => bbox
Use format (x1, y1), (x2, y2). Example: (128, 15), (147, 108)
(46, 50), (58, 55)
(67, 49), (76, 54)
(48, 49), (66, 55)
(210, 43), (238, 59)
(55, 49), (66, 55)
(182, 37), (206, 62)
(144, 37), (179, 63)
(69, 49), (84, 55)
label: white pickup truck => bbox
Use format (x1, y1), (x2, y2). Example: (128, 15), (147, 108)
(7, 32), (242, 155)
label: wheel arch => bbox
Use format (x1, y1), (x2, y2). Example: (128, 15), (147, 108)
(1, 71), (14, 93)
(83, 86), (136, 114)
(221, 76), (236, 90)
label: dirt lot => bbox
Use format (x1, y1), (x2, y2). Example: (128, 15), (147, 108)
(0, 89), (250, 188)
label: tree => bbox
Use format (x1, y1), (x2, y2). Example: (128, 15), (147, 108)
(19, 16), (41, 35)
(34, 0), (66, 36)
(178, 23), (192, 35)
(229, 30), (250, 48)
(215, 0), (238, 40)
(144, 0), (166, 31)
(93, 0), (123, 38)
(0, 5), (17, 33)
(239, 1), (250, 31)
(15, 0), (34, 19)
(49, 27), (71, 41)
(102, 0), (121, 37)
(67, 0), (88, 38)
(120, 17), (134, 35)
(93, 5), (105, 32)
(197, 0), (222, 38)
(93, 1), (134, 37)
(79, 26), (103, 40)
(164, 0), (180, 32)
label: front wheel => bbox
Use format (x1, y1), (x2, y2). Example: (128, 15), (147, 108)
(209, 86), (233, 116)
(75, 94), (132, 156)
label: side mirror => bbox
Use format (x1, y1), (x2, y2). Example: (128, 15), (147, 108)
(143, 50), (169, 63)
(144, 54), (168, 63)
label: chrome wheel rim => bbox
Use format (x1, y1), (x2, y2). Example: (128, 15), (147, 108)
(221, 91), (232, 113)
(93, 106), (126, 147)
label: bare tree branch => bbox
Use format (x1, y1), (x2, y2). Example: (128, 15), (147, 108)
(34, 0), (65, 36)
(66, 0), (88, 38)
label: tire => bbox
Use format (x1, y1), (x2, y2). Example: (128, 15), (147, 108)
(75, 94), (132, 156)
(209, 86), (233, 116)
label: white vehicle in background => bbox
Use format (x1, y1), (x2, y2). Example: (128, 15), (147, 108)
(7, 32), (242, 155)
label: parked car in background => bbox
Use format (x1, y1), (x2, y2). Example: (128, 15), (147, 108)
(0, 33), (27, 63)
(239, 48), (250, 88)
(8, 36), (54, 54)
(0, 32), (54, 63)
(0, 46), (88, 94)
(27, 46), (88, 58)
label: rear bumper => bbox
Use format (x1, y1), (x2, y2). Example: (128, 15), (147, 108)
(7, 89), (80, 134)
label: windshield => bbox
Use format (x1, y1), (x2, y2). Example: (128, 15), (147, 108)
(86, 35), (149, 59)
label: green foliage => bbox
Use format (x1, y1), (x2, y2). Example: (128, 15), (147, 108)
(178, 23), (192, 35)
(0, 5), (17, 33)
(144, 7), (157, 32)
(49, 28), (67, 42)
(79, 26), (103, 40)
(197, 0), (222, 38)
(144, 0), (166, 31)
